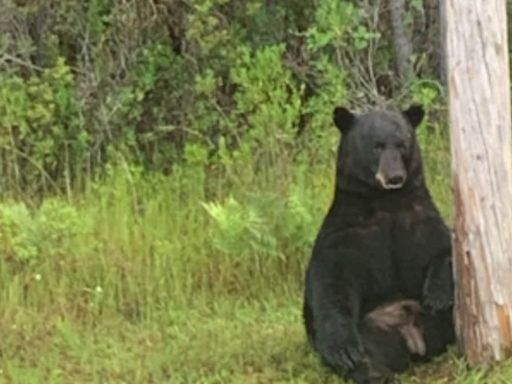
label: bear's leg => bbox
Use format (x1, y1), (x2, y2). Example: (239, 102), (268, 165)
(346, 324), (411, 384)
(413, 309), (454, 362)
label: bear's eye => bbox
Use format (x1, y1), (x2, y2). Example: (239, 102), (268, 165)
(396, 142), (407, 152)
(373, 143), (385, 152)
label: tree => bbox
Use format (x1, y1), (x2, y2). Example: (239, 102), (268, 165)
(444, 0), (512, 364)
(389, 0), (413, 83)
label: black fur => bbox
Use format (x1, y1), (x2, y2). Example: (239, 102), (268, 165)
(303, 105), (454, 384)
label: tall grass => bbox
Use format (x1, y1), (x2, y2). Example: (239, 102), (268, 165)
(0, 164), (324, 311)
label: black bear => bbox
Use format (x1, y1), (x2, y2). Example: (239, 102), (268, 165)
(303, 105), (454, 383)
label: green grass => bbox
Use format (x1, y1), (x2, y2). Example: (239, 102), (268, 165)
(3, 295), (512, 384)
(1, 128), (510, 384)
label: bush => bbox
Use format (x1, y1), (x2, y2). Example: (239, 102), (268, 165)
(0, 0), (445, 196)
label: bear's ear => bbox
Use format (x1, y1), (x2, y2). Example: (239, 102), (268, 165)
(402, 104), (424, 129)
(333, 107), (355, 134)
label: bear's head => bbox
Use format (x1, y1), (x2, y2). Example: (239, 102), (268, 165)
(332, 105), (425, 195)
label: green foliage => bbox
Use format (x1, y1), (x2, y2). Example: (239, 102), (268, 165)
(203, 196), (279, 256)
(306, 0), (365, 51)
(0, 203), (37, 263)
(0, 0), (445, 194)
(0, 199), (88, 265)
(230, 44), (302, 155)
(202, 184), (319, 259)
(0, 57), (82, 193)
(35, 199), (89, 256)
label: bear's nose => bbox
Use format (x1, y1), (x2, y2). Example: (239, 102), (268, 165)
(388, 175), (405, 186)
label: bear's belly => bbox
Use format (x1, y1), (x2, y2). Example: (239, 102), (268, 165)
(360, 259), (424, 316)
(390, 212), (451, 298)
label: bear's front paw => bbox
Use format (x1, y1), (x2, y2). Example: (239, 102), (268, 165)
(349, 361), (397, 384)
(422, 257), (454, 313)
(319, 331), (365, 371)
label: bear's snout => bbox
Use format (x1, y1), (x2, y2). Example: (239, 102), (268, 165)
(375, 150), (407, 189)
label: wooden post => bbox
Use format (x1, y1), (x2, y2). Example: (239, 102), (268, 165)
(445, 0), (512, 364)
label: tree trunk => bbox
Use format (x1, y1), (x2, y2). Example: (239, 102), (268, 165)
(438, 0), (447, 84)
(389, 0), (413, 83)
(445, 0), (512, 364)
(422, 0), (446, 83)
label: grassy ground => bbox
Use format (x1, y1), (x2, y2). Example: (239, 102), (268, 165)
(3, 294), (512, 384)
(1, 127), (511, 383)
